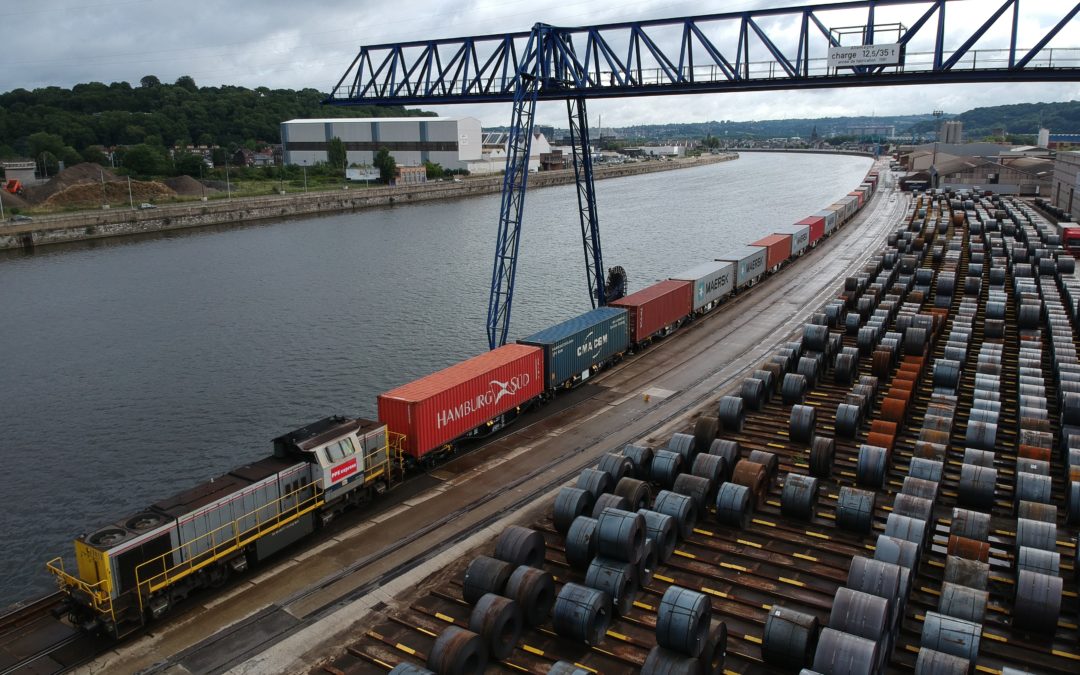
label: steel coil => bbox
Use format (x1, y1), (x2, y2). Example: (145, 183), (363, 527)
(553, 582), (611, 646)
(1016, 546), (1061, 578)
(914, 648), (971, 675)
(932, 359), (962, 392)
(781, 373), (808, 405)
(856, 444), (888, 488)
(1016, 518), (1057, 552)
(553, 486), (594, 535)
(846, 557), (903, 617)
(672, 473), (713, 515)
(731, 460), (768, 502)
(427, 626), (487, 675)
(657, 586), (712, 658)
(884, 512), (928, 548)
(803, 324), (830, 352)
(762, 606), (819, 669)
(748, 450), (779, 478)
(740, 377), (766, 412)
(692, 453), (726, 490)
(781, 474), (819, 521)
(809, 436), (835, 478)
(638, 537), (658, 587)
(640, 647), (703, 675)
(904, 327), (928, 356)
(836, 486), (876, 534)
(893, 493), (934, 522)
(639, 509), (678, 563)
(717, 396), (745, 432)
(872, 348), (892, 378)
(796, 357), (819, 388)
(585, 557), (638, 616)
(958, 464), (996, 510)
(595, 508), (645, 564)
(753, 368), (777, 401)
(693, 415), (720, 452)
(597, 452), (634, 485)
(708, 439), (740, 475)
(613, 477), (652, 512)
(920, 612), (981, 663)
(592, 493), (631, 519)
(622, 444), (654, 479)
(950, 508), (990, 541)
(651, 449), (684, 489)
(901, 476), (938, 502)
(1015, 471), (1052, 505)
(909, 457), (944, 483)
(654, 489), (697, 539)
(496, 524), (548, 565)
(811, 628), (880, 675)
(388, 663), (435, 675)
(938, 582), (988, 624)
(469, 593), (522, 661)
(1017, 500), (1057, 524)
(463, 555), (515, 605)
(833, 352), (857, 385)
(943, 556), (989, 590)
(714, 482), (752, 529)
(789, 405), (816, 444)
(576, 468), (613, 500)
(857, 326), (878, 356)
(667, 432), (697, 464)
(962, 448), (995, 468)
(702, 623), (727, 675)
(547, 662), (589, 675)
(829, 587), (889, 642)
(505, 565), (555, 627)
(874, 534), (920, 570)
(564, 516), (598, 570)
(834, 403), (862, 438)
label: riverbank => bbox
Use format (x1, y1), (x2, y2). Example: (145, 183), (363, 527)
(0, 153), (736, 251)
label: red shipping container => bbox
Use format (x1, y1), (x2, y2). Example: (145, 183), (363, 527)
(750, 233), (791, 270)
(377, 344), (545, 459)
(796, 216), (825, 244)
(849, 191), (865, 207)
(609, 280), (692, 344)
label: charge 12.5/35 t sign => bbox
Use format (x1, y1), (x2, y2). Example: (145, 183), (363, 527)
(828, 43), (903, 68)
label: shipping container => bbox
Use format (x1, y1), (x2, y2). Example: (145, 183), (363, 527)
(773, 224), (811, 257)
(842, 195), (859, 218)
(825, 203), (845, 232)
(802, 214), (828, 243)
(750, 233), (792, 270)
(378, 344), (545, 459)
(670, 260), (735, 313)
(848, 190), (865, 208)
(518, 307), (629, 389)
(610, 280), (693, 344)
(812, 208), (838, 234)
(716, 245), (768, 289)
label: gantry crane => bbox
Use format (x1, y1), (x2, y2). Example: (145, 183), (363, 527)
(325, 0), (1080, 349)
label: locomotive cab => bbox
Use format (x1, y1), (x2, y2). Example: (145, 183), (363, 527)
(273, 416), (401, 522)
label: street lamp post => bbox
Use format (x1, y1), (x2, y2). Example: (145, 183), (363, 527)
(303, 160), (308, 193)
(225, 156), (232, 200)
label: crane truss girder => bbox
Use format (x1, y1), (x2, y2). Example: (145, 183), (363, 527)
(326, 0), (1080, 107)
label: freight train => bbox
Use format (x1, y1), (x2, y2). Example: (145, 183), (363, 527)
(46, 171), (880, 637)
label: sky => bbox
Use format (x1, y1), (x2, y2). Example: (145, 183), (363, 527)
(3, 0), (1079, 128)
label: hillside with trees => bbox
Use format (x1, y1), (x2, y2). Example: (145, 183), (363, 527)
(0, 75), (431, 175)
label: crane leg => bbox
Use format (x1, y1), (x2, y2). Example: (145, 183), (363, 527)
(567, 96), (605, 307)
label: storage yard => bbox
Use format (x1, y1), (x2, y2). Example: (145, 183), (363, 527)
(304, 190), (1080, 674)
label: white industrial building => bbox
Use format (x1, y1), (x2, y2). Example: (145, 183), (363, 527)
(281, 117), (483, 171)
(1052, 151), (1080, 221)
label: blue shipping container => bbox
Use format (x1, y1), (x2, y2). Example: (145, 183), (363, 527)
(518, 307), (629, 389)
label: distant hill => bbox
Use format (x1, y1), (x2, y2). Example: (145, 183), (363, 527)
(531, 100), (1080, 143)
(0, 75), (431, 164)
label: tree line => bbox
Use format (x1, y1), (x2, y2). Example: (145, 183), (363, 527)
(0, 75), (430, 177)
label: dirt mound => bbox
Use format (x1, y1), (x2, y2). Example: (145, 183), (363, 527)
(164, 175), (216, 196)
(40, 180), (175, 209)
(23, 163), (119, 204)
(1, 191), (31, 210)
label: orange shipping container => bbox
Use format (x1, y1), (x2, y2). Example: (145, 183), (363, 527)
(750, 234), (791, 270)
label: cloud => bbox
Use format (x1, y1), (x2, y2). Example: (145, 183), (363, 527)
(4, 0), (1077, 127)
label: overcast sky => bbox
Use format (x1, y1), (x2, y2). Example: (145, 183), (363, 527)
(4, 0), (1078, 128)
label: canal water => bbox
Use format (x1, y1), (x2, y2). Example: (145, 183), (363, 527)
(0, 152), (871, 607)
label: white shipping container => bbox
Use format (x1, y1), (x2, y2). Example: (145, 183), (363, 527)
(671, 260), (735, 311)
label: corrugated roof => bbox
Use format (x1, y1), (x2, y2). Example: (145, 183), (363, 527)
(282, 117), (459, 124)
(379, 344), (541, 401)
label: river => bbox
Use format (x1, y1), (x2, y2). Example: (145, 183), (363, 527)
(0, 152), (872, 607)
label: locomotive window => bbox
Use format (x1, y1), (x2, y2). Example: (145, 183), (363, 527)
(324, 438), (356, 462)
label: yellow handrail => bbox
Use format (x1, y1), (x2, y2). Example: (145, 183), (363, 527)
(134, 481), (323, 601)
(46, 557), (115, 617)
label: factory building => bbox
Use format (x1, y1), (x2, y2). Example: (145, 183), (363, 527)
(281, 117), (483, 171)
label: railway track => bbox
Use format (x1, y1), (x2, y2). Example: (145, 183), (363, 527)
(320, 190), (1079, 674)
(0, 594), (105, 675)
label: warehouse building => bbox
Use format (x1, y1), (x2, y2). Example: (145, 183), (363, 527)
(281, 117), (483, 171)
(1052, 151), (1080, 221)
